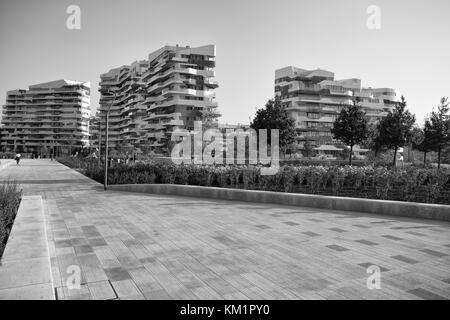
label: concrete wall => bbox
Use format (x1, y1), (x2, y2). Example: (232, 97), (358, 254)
(109, 184), (450, 222)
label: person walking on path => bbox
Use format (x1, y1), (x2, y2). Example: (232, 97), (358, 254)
(14, 153), (21, 165)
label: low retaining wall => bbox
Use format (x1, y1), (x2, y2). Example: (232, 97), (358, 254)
(108, 184), (450, 222)
(0, 196), (54, 300)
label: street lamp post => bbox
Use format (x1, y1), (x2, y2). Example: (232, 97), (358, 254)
(104, 109), (109, 190)
(97, 129), (102, 163)
(103, 88), (117, 190)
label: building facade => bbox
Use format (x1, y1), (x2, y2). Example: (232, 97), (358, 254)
(1, 80), (91, 156)
(275, 66), (399, 153)
(98, 44), (220, 156)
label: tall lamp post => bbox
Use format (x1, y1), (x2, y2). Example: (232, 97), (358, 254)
(103, 87), (118, 190)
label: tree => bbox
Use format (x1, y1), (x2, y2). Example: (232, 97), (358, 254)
(375, 96), (416, 167)
(365, 122), (386, 157)
(250, 98), (297, 157)
(428, 97), (450, 168)
(331, 102), (368, 165)
(411, 121), (433, 164)
(140, 144), (152, 157)
(301, 138), (316, 158)
(198, 107), (219, 130)
(442, 145), (450, 164)
(115, 142), (133, 158)
(285, 142), (299, 158)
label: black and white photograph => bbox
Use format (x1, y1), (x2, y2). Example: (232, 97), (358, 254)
(0, 0), (449, 310)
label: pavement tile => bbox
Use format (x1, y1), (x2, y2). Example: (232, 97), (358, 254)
(420, 249), (448, 258)
(358, 262), (390, 272)
(302, 231), (320, 237)
(382, 235), (403, 241)
(74, 245), (94, 255)
(329, 228), (347, 233)
(143, 289), (172, 300)
(88, 281), (116, 300)
(355, 239), (378, 246)
(391, 255), (419, 264)
(88, 238), (108, 247)
(111, 280), (142, 298)
(408, 288), (447, 300)
(326, 245), (349, 252)
(104, 267), (132, 281)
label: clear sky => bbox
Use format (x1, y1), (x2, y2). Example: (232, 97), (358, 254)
(0, 0), (449, 125)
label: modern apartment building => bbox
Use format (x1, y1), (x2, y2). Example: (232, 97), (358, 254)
(98, 44), (220, 155)
(1, 80), (91, 155)
(275, 66), (399, 153)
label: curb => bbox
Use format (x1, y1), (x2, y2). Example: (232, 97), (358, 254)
(108, 184), (450, 222)
(0, 195), (55, 300)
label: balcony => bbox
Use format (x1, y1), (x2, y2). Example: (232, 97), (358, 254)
(161, 119), (184, 127)
(204, 79), (219, 88)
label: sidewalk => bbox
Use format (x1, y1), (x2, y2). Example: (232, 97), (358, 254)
(0, 159), (449, 300)
(0, 159), (13, 171)
(0, 196), (54, 299)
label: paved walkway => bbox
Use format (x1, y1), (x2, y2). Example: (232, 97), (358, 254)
(0, 159), (449, 300)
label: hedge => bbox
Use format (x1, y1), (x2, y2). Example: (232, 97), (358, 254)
(0, 180), (22, 258)
(57, 157), (450, 205)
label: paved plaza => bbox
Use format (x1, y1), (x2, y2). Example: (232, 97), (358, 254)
(0, 159), (449, 300)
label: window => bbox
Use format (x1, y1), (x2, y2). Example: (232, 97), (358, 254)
(307, 113), (320, 119)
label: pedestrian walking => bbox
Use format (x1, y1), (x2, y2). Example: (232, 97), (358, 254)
(15, 153), (21, 165)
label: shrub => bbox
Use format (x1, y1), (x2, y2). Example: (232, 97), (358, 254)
(57, 157), (450, 205)
(0, 180), (22, 258)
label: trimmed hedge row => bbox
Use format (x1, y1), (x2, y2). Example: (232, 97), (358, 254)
(58, 157), (450, 205)
(0, 181), (22, 258)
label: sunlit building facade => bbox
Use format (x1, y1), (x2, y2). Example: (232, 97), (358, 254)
(98, 44), (220, 155)
(1, 80), (91, 155)
(275, 66), (399, 153)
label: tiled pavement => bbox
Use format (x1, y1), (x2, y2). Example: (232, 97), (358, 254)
(0, 159), (449, 300)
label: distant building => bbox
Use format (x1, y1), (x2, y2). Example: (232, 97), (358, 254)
(274, 66), (400, 154)
(98, 44), (220, 156)
(1, 80), (91, 155)
(218, 123), (250, 131)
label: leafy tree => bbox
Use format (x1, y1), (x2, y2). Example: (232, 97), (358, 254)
(285, 142), (299, 158)
(301, 138), (316, 158)
(140, 144), (153, 157)
(250, 98), (297, 157)
(331, 103), (368, 165)
(198, 107), (219, 130)
(428, 97), (450, 168)
(115, 142), (133, 158)
(375, 96), (416, 166)
(365, 122), (386, 156)
(442, 145), (450, 165)
(411, 121), (433, 164)
(165, 140), (177, 157)
(337, 145), (350, 161)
